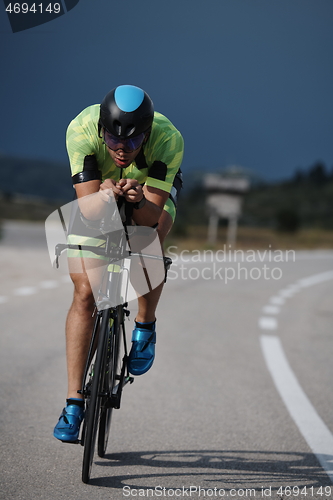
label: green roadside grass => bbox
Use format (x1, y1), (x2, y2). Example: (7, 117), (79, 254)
(165, 226), (333, 252)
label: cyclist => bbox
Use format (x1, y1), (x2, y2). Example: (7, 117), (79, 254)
(54, 85), (184, 442)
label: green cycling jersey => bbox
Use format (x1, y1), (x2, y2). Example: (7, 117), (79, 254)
(66, 104), (184, 197)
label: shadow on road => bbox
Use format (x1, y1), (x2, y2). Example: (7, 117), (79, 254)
(90, 449), (332, 490)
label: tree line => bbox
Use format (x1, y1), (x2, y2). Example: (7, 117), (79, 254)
(174, 162), (333, 234)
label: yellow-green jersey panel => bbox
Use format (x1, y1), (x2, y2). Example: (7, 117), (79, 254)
(66, 104), (184, 195)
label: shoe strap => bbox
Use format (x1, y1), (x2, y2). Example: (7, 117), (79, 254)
(60, 408), (70, 425)
(66, 398), (84, 408)
(131, 328), (156, 343)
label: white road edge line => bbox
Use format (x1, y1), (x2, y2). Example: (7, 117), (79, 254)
(260, 334), (333, 483)
(298, 270), (333, 288)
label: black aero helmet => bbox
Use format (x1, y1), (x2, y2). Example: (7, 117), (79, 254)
(100, 85), (154, 139)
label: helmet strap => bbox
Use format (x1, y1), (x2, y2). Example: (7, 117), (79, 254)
(143, 128), (152, 144)
(97, 120), (103, 138)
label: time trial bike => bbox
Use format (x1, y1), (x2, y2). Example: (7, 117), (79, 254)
(48, 195), (168, 483)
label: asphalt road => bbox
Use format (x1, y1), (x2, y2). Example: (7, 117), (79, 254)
(1, 221), (333, 500)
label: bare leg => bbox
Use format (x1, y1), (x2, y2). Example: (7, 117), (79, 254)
(65, 257), (106, 400)
(64, 211), (172, 398)
(66, 273), (95, 400)
(135, 210), (173, 323)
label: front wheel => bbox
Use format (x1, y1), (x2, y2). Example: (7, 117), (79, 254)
(81, 309), (110, 484)
(97, 305), (123, 458)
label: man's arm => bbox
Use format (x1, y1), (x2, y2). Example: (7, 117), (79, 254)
(74, 179), (106, 220)
(134, 185), (169, 227)
(100, 178), (169, 227)
(75, 179), (101, 198)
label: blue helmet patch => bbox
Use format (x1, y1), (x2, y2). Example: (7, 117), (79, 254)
(115, 85), (145, 112)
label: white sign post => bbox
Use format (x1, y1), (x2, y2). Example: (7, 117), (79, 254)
(204, 174), (249, 246)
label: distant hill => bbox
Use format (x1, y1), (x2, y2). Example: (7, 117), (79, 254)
(0, 154), (74, 203)
(1, 155), (332, 231)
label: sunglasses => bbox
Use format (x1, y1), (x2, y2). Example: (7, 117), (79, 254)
(103, 129), (146, 153)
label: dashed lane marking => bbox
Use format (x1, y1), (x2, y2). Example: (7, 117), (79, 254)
(39, 280), (59, 289)
(258, 317), (278, 330)
(269, 296), (285, 306)
(262, 305), (280, 315)
(13, 286), (38, 296)
(1, 276), (71, 304)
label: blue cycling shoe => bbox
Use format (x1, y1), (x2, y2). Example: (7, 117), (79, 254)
(128, 322), (156, 376)
(53, 399), (84, 442)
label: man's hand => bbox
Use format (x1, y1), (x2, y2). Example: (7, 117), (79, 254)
(100, 178), (144, 204)
(99, 179), (121, 201)
(117, 178), (144, 203)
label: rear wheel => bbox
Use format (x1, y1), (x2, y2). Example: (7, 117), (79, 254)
(81, 309), (110, 484)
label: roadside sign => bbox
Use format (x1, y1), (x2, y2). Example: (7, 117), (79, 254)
(204, 172), (250, 245)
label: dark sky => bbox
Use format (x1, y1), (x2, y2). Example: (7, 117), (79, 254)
(1, 0), (333, 181)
